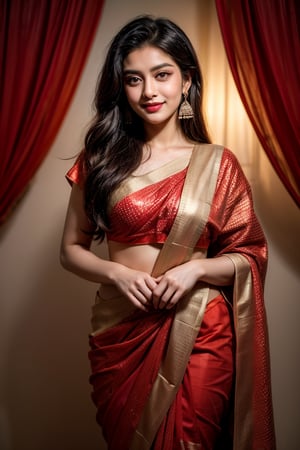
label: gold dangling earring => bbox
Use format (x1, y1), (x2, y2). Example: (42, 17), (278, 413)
(178, 92), (194, 119)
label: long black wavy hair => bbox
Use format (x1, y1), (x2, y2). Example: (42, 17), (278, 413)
(83, 15), (211, 241)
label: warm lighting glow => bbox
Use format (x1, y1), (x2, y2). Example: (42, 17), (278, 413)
(202, 4), (261, 184)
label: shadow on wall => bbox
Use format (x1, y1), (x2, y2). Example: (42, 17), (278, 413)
(2, 221), (107, 450)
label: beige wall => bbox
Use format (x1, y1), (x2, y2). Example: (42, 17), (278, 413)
(0, 1), (299, 449)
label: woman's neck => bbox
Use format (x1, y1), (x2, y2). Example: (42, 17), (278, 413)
(143, 120), (192, 152)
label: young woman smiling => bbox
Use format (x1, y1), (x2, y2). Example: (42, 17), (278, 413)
(60, 15), (275, 450)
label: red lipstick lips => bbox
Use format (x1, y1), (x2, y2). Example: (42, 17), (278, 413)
(143, 102), (164, 113)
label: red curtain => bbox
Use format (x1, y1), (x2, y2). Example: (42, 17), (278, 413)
(215, 0), (300, 207)
(0, 0), (105, 224)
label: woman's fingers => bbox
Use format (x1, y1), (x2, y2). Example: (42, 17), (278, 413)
(152, 263), (198, 309)
(119, 271), (158, 310)
(152, 278), (179, 309)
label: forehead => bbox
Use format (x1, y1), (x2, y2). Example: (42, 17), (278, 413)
(123, 45), (177, 71)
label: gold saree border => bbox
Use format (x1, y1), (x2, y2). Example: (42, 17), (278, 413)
(90, 289), (136, 335)
(223, 253), (255, 450)
(151, 144), (223, 277)
(130, 284), (210, 450)
(130, 145), (224, 449)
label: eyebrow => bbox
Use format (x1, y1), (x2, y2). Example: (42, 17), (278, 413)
(123, 63), (174, 75)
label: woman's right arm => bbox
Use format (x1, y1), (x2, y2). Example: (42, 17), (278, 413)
(60, 184), (157, 310)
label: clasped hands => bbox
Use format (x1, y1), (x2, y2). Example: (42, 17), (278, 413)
(116, 260), (201, 312)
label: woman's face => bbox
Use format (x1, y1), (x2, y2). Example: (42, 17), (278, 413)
(123, 45), (191, 126)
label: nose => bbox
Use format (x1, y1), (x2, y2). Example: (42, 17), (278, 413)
(142, 77), (157, 99)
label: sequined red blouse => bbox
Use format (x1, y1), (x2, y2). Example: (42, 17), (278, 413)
(66, 149), (259, 253)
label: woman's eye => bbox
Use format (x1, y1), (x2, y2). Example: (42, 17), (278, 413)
(156, 72), (170, 80)
(125, 76), (141, 86)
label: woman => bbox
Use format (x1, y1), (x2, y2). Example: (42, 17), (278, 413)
(60, 16), (275, 450)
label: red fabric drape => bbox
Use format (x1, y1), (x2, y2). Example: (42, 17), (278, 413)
(215, 0), (300, 207)
(0, 0), (105, 223)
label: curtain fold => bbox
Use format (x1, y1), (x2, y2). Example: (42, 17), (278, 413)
(0, 0), (105, 224)
(215, 0), (300, 207)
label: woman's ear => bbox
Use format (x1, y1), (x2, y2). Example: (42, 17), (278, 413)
(182, 72), (192, 94)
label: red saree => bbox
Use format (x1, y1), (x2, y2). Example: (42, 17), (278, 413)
(67, 145), (275, 449)
(89, 294), (234, 450)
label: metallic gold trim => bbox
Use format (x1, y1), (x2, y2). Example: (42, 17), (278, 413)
(130, 145), (224, 449)
(151, 145), (224, 277)
(90, 289), (135, 336)
(130, 285), (210, 450)
(223, 253), (254, 450)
